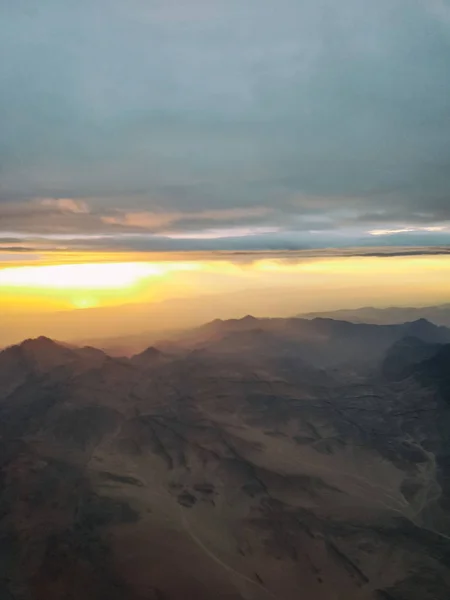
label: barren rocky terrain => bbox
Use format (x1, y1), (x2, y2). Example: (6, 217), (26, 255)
(1, 317), (450, 599)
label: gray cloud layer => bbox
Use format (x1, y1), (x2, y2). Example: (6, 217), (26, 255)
(1, 0), (450, 251)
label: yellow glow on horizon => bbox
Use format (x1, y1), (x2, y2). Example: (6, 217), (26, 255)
(1, 254), (450, 320)
(0, 262), (166, 290)
(1, 253), (450, 349)
(0, 260), (203, 313)
(0, 261), (201, 289)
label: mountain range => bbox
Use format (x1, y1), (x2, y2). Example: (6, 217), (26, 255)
(1, 317), (450, 599)
(300, 304), (450, 327)
(74, 303), (450, 357)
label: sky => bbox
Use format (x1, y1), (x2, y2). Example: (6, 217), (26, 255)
(1, 0), (450, 343)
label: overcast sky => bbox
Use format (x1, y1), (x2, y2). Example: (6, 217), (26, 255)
(1, 0), (450, 254)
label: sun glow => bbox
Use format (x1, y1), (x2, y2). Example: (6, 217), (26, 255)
(0, 260), (202, 313)
(0, 262), (166, 290)
(71, 296), (100, 309)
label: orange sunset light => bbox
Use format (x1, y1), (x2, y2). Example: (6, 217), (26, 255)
(0, 260), (201, 311)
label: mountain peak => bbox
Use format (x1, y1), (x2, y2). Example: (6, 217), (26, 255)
(404, 318), (441, 337)
(0, 336), (80, 388)
(20, 336), (62, 350)
(17, 336), (75, 359)
(409, 318), (433, 326)
(131, 346), (166, 366)
(137, 346), (162, 358)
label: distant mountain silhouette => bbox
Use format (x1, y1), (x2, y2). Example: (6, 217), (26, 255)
(300, 303), (450, 327)
(169, 316), (450, 369)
